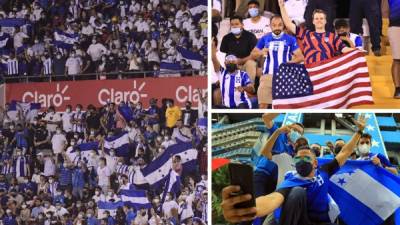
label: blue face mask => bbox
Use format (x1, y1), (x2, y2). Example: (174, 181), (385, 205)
(289, 130), (302, 143)
(231, 27), (242, 36)
(248, 8), (259, 17)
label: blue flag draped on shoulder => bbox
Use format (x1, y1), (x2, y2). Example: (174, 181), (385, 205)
(318, 159), (400, 225)
(177, 47), (203, 70)
(53, 29), (79, 50)
(189, 0), (207, 22)
(119, 188), (152, 209)
(103, 132), (130, 157)
(141, 142), (197, 189)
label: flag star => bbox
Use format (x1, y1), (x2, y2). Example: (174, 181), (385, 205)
(337, 177), (346, 186)
(371, 139), (379, 147)
(366, 125), (375, 131)
(347, 170), (355, 176)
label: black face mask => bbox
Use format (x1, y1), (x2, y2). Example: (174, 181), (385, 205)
(185, 105), (191, 110)
(295, 160), (313, 177)
(225, 63), (237, 73)
(334, 145), (342, 155)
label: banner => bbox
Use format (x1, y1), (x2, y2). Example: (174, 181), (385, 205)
(5, 77), (207, 111)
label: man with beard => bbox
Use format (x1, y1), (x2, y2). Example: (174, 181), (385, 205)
(212, 40), (255, 109)
(250, 15), (303, 109)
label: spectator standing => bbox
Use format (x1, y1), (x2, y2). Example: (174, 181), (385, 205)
(165, 100), (182, 135)
(65, 51), (83, 79)
(388, 0), (400, 98)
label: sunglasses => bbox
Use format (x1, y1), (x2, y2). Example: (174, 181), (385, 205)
(293, 155), (313, 164)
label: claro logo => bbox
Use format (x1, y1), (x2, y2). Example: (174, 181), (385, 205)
(22, 84), (71, 107)
(98, 80), (148, 105)
(176, 86), (207, 103)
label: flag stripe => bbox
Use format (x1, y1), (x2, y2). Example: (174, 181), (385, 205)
(272, 50), (373, 109)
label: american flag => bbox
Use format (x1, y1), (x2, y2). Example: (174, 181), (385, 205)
(272, 50), (373, 109)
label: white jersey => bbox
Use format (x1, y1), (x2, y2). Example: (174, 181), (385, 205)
(218, 68), (252, 109)
(243, 16), (271, 39)
(285, 0), (308, 25)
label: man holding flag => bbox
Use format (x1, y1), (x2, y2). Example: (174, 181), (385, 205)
(221, 114), (368, 224)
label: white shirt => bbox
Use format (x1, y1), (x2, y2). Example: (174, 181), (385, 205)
(134, 21), (150, 32)
(65, 57), (82, 75)
(97, 166), (111, 186)
(61, 112), (73, 132)
(44, 112), (61, 133)
(14, 31), (29, 49)
(44, 158), (56, 176)
(51, 133), (67, 154)
(81, 25), (94, 36)
(105, 155), (118, 172)
(55, 207), (69, 217)
(86, 43), (107, 61)
(162, 200), (179, 218)
(243, 16), (271, 39)
(149, 215), (161, 225)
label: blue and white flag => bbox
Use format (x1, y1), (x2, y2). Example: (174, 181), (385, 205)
(118, 105), (133, 123)
(104, 132), (130, 157)
(97, 201), (124, 219)
(141, 142), (198, 189)
(119, 188), (152, 209)
(11, 100), (41, 122)
(189, 0), (207, 22)
(0, 32), (10, 48)
(73, 142), (99, 160)
(0, 18), (31, 35)
(177, 47), (203, 70)
(161, 170), (181, 205)
(160, 62), (182, 71)
(319, 159), (400, 225)
(53, 29), (79, 49)
(197, 118), (207, 136)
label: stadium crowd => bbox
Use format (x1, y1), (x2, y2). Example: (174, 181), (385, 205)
(0, 0), (208, 82)
(0, 96), (208, 225)
(211, 0), (400, 109)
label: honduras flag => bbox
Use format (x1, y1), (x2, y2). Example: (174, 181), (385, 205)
(141, 142), (198, 189)
(0, 18), (31, 35)
(189, 0), (207, 22)
(73, 142), (99, 160)
(161, 170), (181, 202)
(104, 132), (130, 157)
(53, 29), (79, 49)
(11, 100), (41, 123)
(177, 47), (203, 70)
(97, 201), (124, 219)
(118, 105), (133, 123)
(119, 188), (152, 209)
(197, 118), (207, 136)
(319, 159), (400, 225)
(0, 32), (10, 49)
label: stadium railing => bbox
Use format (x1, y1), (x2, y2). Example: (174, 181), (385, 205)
(0, 69), (204, 83)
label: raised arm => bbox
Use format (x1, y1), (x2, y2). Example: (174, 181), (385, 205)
(262, 113), (280, 129)
(212, 37), (221, 73)
(260, 125), (291, 159)
(278, 0), (296, 34)
(335, 114), (366, 166)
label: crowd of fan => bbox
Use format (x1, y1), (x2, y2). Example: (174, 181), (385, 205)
(0, 0), (208, 81)
(0, 97), (208, 225)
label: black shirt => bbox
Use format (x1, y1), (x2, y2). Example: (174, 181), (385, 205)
(220, 30), (258, 58)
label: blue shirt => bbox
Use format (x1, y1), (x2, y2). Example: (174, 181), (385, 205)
(2, 216), (17, 225)
(72, 168), (85, 188)
(146, 106), (160, 125)
(107, 216), (115, 225)
(87, 217), (99, 225)
(254, 156), (278, 177)
(268, 123), (294, 155)
(256, 33), (298, 75)
(126, 211), (136, 225)
(219, 68), (252, 108)
(59, 166), (73, 186)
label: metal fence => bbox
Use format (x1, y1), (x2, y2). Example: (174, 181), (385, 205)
(1, 69), (205, 83)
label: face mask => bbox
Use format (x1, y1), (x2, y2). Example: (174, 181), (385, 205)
(248, 8), (259, 17)
(95, 191), (100, 195)
(49, 179), (53, 183)
(358, 144), (370, 154)
(56, 55), (61, 59)
(76, 108), (81, 112)
(165, 195), (171, 201)
(78, 214), (83, 219)
(56, 130), (61, 134)
(66, 108), (71, 113)
(92, 40), (96, 44)
(225, 63), (237, 73)
(22, 205), (27, 209)
(71, 53), (76, 58)
(295, 160), (313, 177)
(74, 135), (79, 139)
(289, 130), (301, 143)
(231, 27), (242, 35)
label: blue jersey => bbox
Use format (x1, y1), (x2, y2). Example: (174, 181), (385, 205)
(255, 156), (278, 177)
(219, 68), (252, 108)
(256, 33), (298, 75)
(268, 123), (294, 156)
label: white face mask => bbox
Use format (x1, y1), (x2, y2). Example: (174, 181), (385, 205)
(358, 144), (371, 154)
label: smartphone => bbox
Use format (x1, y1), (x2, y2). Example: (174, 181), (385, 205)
(228, 162), (256, 209)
